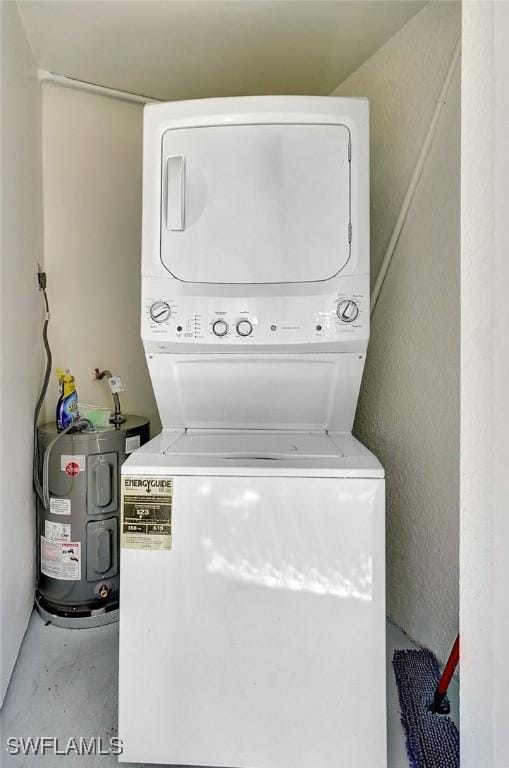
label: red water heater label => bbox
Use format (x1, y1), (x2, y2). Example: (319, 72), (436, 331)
(60, 454), (86, 477)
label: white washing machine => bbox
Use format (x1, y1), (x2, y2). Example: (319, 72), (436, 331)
(119, 96), (386, 767)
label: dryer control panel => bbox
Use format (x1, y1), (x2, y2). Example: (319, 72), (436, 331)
(142, 276), (369, 349)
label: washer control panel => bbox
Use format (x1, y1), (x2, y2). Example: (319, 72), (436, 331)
(143, 276), (368, 346)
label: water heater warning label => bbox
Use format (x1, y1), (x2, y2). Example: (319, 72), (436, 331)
(41, 538), (81, 580)
(121, 476), (173, 550)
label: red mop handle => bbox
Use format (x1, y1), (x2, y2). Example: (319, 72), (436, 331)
(431, 634), (459, 714)
(437, 634), (460, 694)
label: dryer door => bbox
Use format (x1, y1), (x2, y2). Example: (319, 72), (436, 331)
(160, 123), (351, 284)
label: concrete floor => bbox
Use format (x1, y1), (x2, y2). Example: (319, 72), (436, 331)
(1, 612), (458, 768)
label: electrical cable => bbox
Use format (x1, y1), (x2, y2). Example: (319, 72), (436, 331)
(41, 418), (93, 510)
(33, 276), (52, 505)
(33, 273), (94, 508)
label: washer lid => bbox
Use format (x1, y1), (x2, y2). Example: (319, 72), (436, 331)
(160, 123), (351, 284)
(123, 430), (384, 478)
(163, 430), (343, 460)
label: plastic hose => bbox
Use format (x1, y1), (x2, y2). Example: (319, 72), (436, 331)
(41, 418), (94, 509)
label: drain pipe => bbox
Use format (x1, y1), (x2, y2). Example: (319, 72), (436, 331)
(370, 39), (461, 316)
(38, 69), (160, 105)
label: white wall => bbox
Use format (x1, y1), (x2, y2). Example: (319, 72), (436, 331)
(41, 84), (160, 433)
(331, 0), (461, 661)
(0, 2), (44, 705)
(460, 2), (509, 765)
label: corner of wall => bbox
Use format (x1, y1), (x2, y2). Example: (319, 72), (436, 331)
(0, 0), (44, 706)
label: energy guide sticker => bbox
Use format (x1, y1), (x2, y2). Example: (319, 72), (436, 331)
(121, 476), (173, 550)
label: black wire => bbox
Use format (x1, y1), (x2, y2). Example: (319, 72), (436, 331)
(33, 288), (52, 505)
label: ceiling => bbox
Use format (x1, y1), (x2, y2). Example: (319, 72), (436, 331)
(19, 1), (427, 102)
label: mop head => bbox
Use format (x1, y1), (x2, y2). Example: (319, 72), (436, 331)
(392, 649), (459, 768)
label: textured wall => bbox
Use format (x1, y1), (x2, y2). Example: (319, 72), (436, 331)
(331, 1), (460, 290)
(332, 1), (460, 661)
(461, 3), (509, 764)
(0, 2), (44, 704)
(41, 84), (160, 433)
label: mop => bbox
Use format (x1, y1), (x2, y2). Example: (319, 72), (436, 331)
(393, 647), (459, 768)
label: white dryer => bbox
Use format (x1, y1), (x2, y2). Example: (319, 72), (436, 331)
(119, 96), (386, 768)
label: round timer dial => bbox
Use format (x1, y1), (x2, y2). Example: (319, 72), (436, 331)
(212, 320), (229, 337)
(336, 300), (359, 323)
(236, 320), (253, 337)
(149, 301), (171, 323)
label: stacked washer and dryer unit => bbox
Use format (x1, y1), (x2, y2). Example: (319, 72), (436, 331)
(119, 97), (386, 768)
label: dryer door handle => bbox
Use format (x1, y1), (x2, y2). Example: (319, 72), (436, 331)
(166, 155), (186, 231)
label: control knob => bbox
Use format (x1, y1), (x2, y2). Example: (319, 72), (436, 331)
(337, 299), (359, 323)
(236, 319), (253, 337)
(212, 319), (229, 337)
(149, 301), (171, 323)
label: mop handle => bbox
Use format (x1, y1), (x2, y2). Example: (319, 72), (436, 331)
(431, 634), (459, 714)
(438, 634), (460, 695)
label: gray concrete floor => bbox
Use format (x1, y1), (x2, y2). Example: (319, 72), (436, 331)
(0, 611), (458, 768)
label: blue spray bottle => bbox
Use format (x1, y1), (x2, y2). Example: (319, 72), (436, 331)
(56, 369), (79, 431)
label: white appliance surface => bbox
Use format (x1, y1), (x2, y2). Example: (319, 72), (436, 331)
(120, 96), (386, 768)
(119, 434), (386, 768)
(142, 96), (369, 288)
(146, 353), (367, 432)
(164, 429), (342, 458)
(141, 97), (370, 432)
(122, 429), (384, 478)
(142, 274), (369, 353)
(161, 123), (351, 284)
